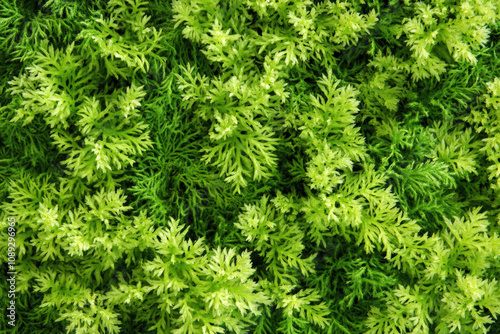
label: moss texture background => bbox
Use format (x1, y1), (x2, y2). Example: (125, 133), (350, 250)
(1, 0), (500, 333)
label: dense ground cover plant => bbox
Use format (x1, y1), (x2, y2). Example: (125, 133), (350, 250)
(1, 0), (500, 333)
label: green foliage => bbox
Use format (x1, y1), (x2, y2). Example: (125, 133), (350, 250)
(387, 0), (500, 81)
(1, 172), (271, 334)
(0, 0), (99, 63)
(4, 0), (157, 185)
(236, 195), (316, 286)
(367, 209), (500, 334)
(356, 50), (408, 120)
(130, 219), (271, 334)
(77, 0), (163, 79)
(172, 0), (378, 192)
(469, 78), (500, 203)
(1, 0), (500, 333)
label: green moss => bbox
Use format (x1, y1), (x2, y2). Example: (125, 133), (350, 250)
(1, 0), (500, 333)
